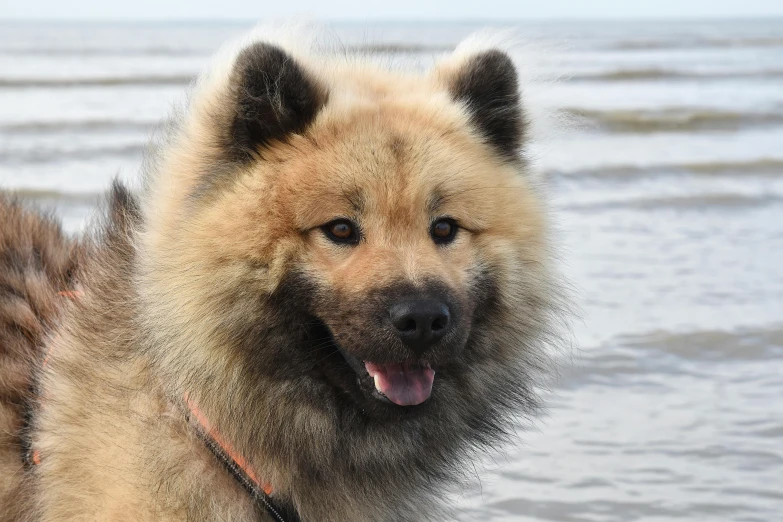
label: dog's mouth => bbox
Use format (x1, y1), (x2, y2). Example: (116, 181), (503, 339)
(307, 319), (439, 408)
(363, 360), (435, 406)
(313, 335), (434, 409)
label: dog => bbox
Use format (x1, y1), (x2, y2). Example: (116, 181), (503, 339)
(0, 27), (567, 521)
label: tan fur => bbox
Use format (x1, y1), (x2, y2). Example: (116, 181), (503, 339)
(0, 28), (567, 521)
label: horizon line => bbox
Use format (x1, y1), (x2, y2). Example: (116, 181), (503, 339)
(1, 15), (782, 24)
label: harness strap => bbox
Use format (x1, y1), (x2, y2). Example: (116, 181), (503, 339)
(183, 394), (291, 522)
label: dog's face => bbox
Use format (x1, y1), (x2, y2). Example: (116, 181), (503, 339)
(143, 42), (553, 429)
(266, 106), (547, 418)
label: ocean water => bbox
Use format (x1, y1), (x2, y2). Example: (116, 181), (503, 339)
(1, 19), (782, 521)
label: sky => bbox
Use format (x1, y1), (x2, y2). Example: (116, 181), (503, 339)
(3, 0), (783, 21)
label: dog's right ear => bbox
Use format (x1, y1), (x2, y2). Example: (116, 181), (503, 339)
(439, 49), (525, 162)
(223, 43), (327, 161)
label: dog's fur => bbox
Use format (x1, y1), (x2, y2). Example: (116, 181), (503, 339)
(0, 28), (566, 521)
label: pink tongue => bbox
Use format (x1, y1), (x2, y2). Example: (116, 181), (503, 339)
(364, 361), (435, 406)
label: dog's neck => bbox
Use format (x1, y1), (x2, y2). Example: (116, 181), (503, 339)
(179, 393), (300, 522)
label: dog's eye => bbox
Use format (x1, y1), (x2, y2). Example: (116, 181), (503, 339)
(322, 219), (359, 245)
(430, 218), (458, 244)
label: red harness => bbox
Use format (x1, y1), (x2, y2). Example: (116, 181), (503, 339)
(182, 393), (289, 521)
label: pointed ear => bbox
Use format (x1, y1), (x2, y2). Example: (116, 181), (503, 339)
(443, 50), (525, 160)
(223, 42), (327, 161)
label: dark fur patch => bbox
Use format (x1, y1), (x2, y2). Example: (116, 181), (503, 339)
(108, 179), (141, 228)
(245, 270), (504, 425)
(226, 43), (327, 162)
(448, 50), (526, 160)
(0, 194), (79, 512)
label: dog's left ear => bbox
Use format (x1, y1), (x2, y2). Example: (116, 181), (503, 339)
(441, 50), (525, 160)
(223, 42), (328, 161)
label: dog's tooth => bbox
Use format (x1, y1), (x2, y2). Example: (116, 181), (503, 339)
(373, 374), (382, 392)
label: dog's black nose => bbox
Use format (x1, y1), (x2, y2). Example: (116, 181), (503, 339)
(389, 299), (451, 354)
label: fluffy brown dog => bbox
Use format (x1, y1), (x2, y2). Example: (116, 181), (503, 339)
(0, 29), (566, 521)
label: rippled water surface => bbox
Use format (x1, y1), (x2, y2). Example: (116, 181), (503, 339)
(1, 19), (781, 521)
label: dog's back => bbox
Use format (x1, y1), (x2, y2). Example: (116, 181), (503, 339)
(0, 197), (78, 520)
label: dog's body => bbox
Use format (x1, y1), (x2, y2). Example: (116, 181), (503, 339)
(0, 28), (566, 521)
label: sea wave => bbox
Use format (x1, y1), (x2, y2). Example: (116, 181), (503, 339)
(562, 192), (783, 212)
(616, 326), (783, 362)
(605, 37), (783, 50)
(577, 325), (783, 383)
(553, 159), (783, 180)
(2, 188), (101, 204)
(568, 68), (783, 82)
(0, 75), (194, 88)
(1, 144), (145, 164)
(0, 119), (160, 134)
(0, 47), (208, 57)
(560, 108), (783, 133)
